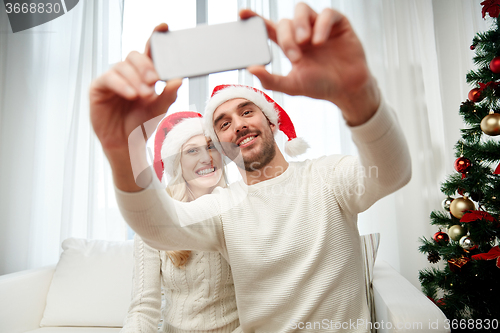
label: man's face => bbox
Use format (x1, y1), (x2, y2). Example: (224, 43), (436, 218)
(213, 98), (276, 171)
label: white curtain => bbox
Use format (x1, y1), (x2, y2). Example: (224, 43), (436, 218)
(230, 0), (487, 288)
(0, 0), (126, 275)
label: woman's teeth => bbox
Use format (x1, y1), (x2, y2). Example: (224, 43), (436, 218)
(197, 167), (215, 176)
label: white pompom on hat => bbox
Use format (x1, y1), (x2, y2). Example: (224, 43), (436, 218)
(204, 84), (309, 157)
(153, 112), (204, 181)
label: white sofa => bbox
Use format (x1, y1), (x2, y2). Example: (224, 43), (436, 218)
(0, 237), (450, 333)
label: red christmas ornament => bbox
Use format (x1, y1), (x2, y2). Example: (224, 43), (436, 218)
(470, 44), (476, 50)
(454, 157), (471, 174)
(490, 57), (500, 73)
(433, 231), (450, 245)
(468, 88), (483, 102)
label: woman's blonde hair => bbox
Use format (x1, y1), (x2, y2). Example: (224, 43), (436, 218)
(165, 138), (227, 267)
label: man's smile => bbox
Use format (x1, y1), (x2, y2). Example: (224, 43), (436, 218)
(236, 134), (258, 147)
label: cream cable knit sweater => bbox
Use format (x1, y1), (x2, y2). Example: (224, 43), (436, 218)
(121, 235), (239, 333)
(116, 100), (411, 333)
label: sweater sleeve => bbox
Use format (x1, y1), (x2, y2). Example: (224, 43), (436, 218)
(121, 234), (162, 333)
(318, 98), (411, 215)
(115, 181), (228, 257)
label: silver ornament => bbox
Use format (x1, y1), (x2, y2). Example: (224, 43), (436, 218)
(459, 236), (475, 250)
(442, 197), (453, 212)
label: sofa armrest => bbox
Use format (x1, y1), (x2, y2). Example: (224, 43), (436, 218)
(372, 260), (450, 333)
(0, 265), (55, 333)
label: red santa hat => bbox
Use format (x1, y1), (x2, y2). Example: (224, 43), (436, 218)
(203, 84), (309, 157)
(153, 112), (204, 181)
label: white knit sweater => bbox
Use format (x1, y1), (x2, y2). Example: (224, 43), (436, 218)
(121, 235), (240, 333)
(116, 100), (411, 333)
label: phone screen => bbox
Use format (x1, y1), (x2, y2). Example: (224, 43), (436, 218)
(150, 17), (272, 80)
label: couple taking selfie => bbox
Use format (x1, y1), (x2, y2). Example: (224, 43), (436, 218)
(89, 3), (411, 333)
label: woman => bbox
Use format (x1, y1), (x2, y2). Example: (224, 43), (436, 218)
(121, 112), (239, 333)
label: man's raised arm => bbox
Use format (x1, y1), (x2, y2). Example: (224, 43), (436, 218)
(89, 24), (181, 193)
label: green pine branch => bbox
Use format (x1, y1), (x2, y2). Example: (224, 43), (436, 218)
(460, 140), (500, 162)
(429, 211), (456, 227)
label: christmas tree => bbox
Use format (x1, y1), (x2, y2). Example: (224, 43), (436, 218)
(418, 1), (500, 331)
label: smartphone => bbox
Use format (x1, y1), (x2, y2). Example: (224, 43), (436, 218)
(150, 17), (272, 80)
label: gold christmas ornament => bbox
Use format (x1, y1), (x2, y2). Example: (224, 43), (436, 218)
(449, 196), (475, 219)
(480, 113), (500, 136)
(448, 225), (467, 241)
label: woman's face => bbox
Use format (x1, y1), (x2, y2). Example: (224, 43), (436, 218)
(180, 134), (223, 193)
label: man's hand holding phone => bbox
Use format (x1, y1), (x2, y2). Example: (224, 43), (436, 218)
(242, 3), (381, 127)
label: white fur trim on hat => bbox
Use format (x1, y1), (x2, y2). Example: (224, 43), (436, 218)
(161, 117), (204, 177)
(285, 137), (309, 157)
(204, 86), (279, 144)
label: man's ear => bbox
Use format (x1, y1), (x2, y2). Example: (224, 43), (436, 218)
(269, 121), (276, 132)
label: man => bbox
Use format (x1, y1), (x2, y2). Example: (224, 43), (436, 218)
(90, 3), (411, 332)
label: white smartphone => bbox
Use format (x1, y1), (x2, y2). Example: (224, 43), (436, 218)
(150, 17), (272, 80)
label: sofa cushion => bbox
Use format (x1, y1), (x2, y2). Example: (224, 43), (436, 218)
(40, 238), (133, 327)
